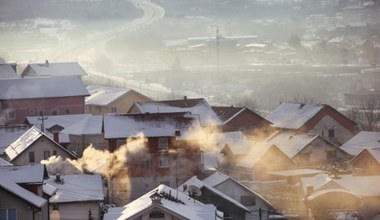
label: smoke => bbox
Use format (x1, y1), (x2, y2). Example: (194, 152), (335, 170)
(41, 133), (147, 178)
(183, 126), (223, 153)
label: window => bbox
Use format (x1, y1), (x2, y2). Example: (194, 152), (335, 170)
(51, 108), (58, 115)
(0, 209), (16, 220)
(149, 211), (165, 218)
(158, 138), (169, 150)
(66, 109), (70, 114)
(52, 204), (59, 211)
(111, 107), (117, 113)
(29, 152), (35, 163)
(241, 195), (256, 206)
(44, 151), (51, 160)
(8, 110), (15, 120)
(328, 129), (335, 138)
(142, 159), (150, 169)
(52, 150), (57, 156)
(158, 156), (169, 168)
(29, 109), (35, 115)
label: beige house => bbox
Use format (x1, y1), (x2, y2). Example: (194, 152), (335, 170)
(3, 126), (75, 165)
(44, 174), (105, 220)
(85, 85), (152, 115)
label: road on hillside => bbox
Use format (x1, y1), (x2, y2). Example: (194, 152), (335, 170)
(53, 0), (165, 61)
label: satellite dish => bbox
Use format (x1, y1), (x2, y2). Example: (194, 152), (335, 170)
(187, 185), (202, 197)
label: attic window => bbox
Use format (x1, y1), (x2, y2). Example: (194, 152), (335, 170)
(149, 211), (165, 218)
(328, 129), (335, 138)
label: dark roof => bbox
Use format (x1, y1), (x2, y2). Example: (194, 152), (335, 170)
(157, 98), (206, 108)
(212, 106), (245, 122)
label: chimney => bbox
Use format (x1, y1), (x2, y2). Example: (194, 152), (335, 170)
(175, 130), (181, 137)
(55, 173), (63, 184)
(53, 132), (59, 143)
(45, 60), (49, 67)
(184, 96), (187, 100)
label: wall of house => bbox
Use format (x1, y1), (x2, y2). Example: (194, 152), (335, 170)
(49, 201), (101, 220)
(222, 110), (271, 137)
(213, 179), (272, 213)
(361, 197), (380, 220)
(294, 137), (348, 168)
(351, 152), (380, 175)
(0, 187), (48, 220)
(11, 136), (72, 165)
(67, 134), (105, 156)
(139, 207), (184, 220)
(309, 115), (354, 146)
(1, 96), (86, 125)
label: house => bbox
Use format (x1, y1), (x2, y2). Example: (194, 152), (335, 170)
(212, 105), (273, 138)
(179, 176), (250, 220)
(223, 141), (297, 181)
(0, 76), (90, 125)
(44, 174), (105, 220)
(0, 164), (49, 220)
(341, 131), (380, 156)
(202, 172), (278, 220)
(128, 97), (222, 126)
(350, 148), (380, 175)
(0, 63), (19, 79)
(20, 61), (87, 78)
(103, 112), (202, 200)
(265, 131), (350, 168)
(26, 114), (104, 156)
(104, 184), (223, 220)
(2, 126), (75, 166)
(85, 85), (152, 115)
(301, 174), (380, 220)
(265, 102), (357, 145)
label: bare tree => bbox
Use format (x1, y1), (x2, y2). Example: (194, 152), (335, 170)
(347, 99), (380, 131)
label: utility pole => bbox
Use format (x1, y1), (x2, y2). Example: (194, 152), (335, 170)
(38, 112), (48, 132)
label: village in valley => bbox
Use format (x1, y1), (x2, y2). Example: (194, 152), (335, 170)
(1, 0), (380, 220)
(1, 58), (380, 220)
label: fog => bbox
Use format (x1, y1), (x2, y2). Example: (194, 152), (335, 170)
(1, 0), (380, 111)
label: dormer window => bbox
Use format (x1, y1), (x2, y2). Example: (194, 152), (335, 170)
(149, 210), (165, 218)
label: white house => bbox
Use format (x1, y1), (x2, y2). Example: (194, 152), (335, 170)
(44, 174), (105, 220)
(104, 184), (223, 220)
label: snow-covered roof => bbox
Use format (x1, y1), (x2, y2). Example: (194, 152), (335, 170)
(0, 64), (19, 79)
(269, 168), (325, 177)
(265, 103), (324, 129)
(45, 174), (104, 203)
(86, 85), (142, 106)
(43, 183), (58, 196)
(5, 126), (73, 161)
(203, 172), (274, 208)
(104, 184), (222, 220)
(133, 99), (222, 126)
(0, 125), (30, 155)
(103, 112), (199, 139)
(0, 76), (89, 100)
(341, 131), (380, 155)
(0, 164), (47, 184)
(0, 157), (12, 166)
(26, 114), (103, 136)
(236, 141), (276, 168)
(301, 174), (380, 197)
(22, 62), (87, 77)
(265, 131), (319, 158)
(179, 176), (250, 212)
(307, 189), (361, 201)
(0, 178), (46, 208)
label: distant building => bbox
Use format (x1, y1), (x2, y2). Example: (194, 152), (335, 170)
(21, 61), (87, 78)
(0, 63), (19, 79)
(0, 76), (90, 125)
(85, 85), (152, 115)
